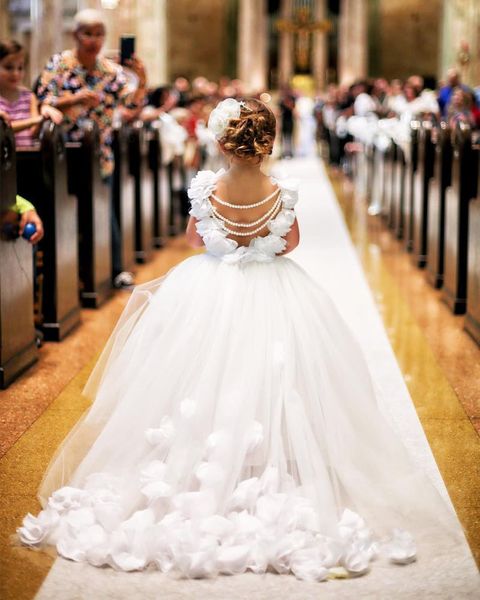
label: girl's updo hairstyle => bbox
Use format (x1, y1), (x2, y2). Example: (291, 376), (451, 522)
(220, 98), (276, 161)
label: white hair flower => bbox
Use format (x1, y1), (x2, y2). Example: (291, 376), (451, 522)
(208, 98), (244, 139)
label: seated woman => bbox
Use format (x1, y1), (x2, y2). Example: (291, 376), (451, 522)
(0, 39), (62, 146)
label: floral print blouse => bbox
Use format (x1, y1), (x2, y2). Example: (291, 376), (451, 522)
(36, 49), (142, 178)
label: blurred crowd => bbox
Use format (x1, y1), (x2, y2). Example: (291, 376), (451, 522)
(310, 70), (480, 171)
(1, 6), (479, 262)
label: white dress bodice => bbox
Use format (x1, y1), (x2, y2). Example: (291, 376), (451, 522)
(188, 169), (299, 264)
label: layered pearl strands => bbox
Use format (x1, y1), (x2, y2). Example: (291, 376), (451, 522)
(211, 196), (282, 229)
(216, 217), (279, 237)
(210, 187), (280, 209)
(209, 187), (283, 237)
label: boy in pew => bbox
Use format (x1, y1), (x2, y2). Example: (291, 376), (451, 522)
(1, 194), (44, 245)
(0, 40), (63, 146)
(14, 195), (44, 244)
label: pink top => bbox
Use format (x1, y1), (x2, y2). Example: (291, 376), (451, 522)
(0, 89), (35, 146)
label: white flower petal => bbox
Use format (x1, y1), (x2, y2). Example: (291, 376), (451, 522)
(387, 529), (416, 564)
(195, 461), (225, 488)
(245, 421), (264, 454)
(145, 416), (175, 447)
(217, 544), (250, 575)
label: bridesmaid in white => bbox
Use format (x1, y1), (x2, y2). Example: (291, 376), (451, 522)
(18, 97), (464, 582)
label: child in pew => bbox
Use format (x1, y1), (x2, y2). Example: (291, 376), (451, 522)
(1, 194), (44, 245)
(13, 195), (44, 244)
(1, 195), (45, 347)
(0, 40), (63, 146)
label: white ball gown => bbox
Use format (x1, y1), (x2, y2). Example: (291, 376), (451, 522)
(19, 169), (463, 582)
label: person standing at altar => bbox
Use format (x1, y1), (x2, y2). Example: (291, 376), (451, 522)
(35, 8), (147, 289)
(279, 84), (296, 158)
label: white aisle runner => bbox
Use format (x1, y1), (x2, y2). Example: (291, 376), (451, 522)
(36, 158), (478, 599)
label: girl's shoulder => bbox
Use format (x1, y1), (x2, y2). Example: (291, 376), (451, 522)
(18, 87), (33, 97)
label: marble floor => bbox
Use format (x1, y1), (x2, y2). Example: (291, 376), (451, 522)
(0, 157), (478, 599)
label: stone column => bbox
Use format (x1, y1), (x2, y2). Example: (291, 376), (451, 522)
(338, 0), (367, 85)
(278, 0), (294, 87)
(30, 0), (63, 81)
(0, 3), (10, 40)
(135, 0), (167, 86)
(237, 0), (268, 92)
(312, 0), (328, 90)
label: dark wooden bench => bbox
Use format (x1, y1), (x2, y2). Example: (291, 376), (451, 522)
(167, 156), (188, 236)
(391, 142), (406, 239)
(465, 140), (480, 344)
(426, 122), (452, 288)
(442, 123), (479, 314)
(0, 121), (37, 387)
(112, 124), (135, 274)
(127, 122), (154, 263)
(146, 122), (163, 248)
(381, 140), (395, 226)
(66, 121), (112, 308)
(403, 120), (420, 253)
(412, 119), (435, 268)
(16, 122), (80, 340)
(368, 144), (384, 216)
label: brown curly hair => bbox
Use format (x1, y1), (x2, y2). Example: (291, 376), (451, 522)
(220, 98), (276, 161)
(0, 40), (24, 61)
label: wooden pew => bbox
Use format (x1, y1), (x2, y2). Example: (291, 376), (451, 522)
(66, 121), (112, 308)
(403, 120), (420, 252)
(353, 143), (369, 201)
(0, 121), (37, 387)
(465, 142), (480, 344)
(442, 122), (479, 314)
(146, 122), (163, 247)
(112, 124), (135, 274)
(16, 122), (80, 340)
(368, 145), (384, 216)
(167, 156), (187, 236)
(392, 142), (406, 239)
(426, 123), (452, 288)
(127, 122), (154, 263)
(412, 119), (435, 268)
(381, 140), (395, 225)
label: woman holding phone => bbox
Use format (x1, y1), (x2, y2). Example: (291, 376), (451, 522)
(35, 9), (147, 288)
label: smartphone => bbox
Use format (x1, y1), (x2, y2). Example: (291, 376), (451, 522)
(120, 35), (135, 65)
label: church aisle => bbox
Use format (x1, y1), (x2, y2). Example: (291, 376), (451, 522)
(1, 158), (479, 600)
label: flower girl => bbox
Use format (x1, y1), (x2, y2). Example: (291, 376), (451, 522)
(18, 97), (463, 582)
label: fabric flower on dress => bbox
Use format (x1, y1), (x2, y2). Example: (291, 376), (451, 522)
(48, 486), (90, 514)
(290, 547), (330, 581)
(386, 528), (416, 564)
(267, 209), (296, 237)
(188, 169), (225, 219)
(277, 179), (299, 209)
(245, 421), (264, 454)
(251, 234), (287, 257)
(17, 509), (59, 546)
(145, 416), (175, 447)
(195, 461), (225, 488)
(203, 229), (238, 257)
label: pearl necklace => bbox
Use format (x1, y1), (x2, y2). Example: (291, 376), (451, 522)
(210, 187), (280, 209)
(211, 195), (282, 228)
(212, 202), (282, 237)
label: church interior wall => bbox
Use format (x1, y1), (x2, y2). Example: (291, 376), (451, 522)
(166, 0), (230, 82)
(367, 0), (442, 84)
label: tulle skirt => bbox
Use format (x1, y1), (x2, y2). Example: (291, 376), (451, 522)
(20, 254), (463, 580)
